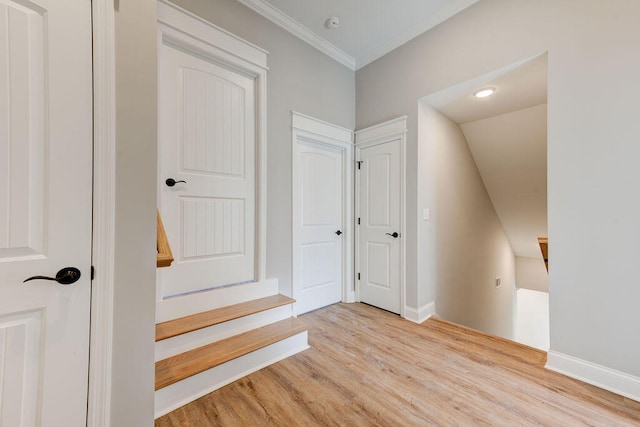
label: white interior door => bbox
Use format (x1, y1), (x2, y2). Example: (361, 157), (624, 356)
(158, 37), (256, 298)
(293, 139), (344, 314)
(357, 140), (402, 314)
(0, 0), (93, 425)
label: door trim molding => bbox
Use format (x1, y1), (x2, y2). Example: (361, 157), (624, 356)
(291, 111), (355, 311)
(89, 0), (116, 425)
(354, 116), (408, 318)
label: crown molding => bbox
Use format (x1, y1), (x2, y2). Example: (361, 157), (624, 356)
(236, 0), (356, 70)
(356, 0), (479, 69)
(234, 0), (478, 72)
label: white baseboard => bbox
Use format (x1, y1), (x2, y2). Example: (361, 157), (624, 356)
(546, 350), (640, 403)
(404, 301), (436, 324)
(155, 331), (309, 418)
(156, 278), (279, 323)
(344, 290), (356, 304)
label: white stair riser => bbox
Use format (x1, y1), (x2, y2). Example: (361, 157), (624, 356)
(156, 278), (279, 323)
(155, 332), (309, 418)
(155, 304), (293, 361)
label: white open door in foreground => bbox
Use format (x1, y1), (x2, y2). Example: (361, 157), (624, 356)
(0, 0), (93, 425)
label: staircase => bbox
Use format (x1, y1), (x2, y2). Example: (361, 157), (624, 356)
(154, 293), (308, 418)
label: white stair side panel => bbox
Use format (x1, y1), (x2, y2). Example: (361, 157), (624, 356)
(156, 278), (278, 323)
(155, 304), (293, 361)
(155, 331), (309, 418)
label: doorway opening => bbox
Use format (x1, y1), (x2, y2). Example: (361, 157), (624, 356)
(417, 53), (549, 350)
(291, 112), (354, 315)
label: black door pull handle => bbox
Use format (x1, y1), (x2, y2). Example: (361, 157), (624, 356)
(166, 178), (186, 187)
(335, 230), (342, 236)
(24, 267), (81, 285)
(385, 232), (399, 238)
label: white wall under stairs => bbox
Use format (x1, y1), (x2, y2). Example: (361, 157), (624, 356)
(515, 288), (549, 351)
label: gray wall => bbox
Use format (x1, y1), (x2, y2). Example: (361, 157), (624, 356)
(170, 0), (356, 297)
(112, 0), (158, 425)
(419, 104), (516, 338)
(109, 2), (354, 423)
(357, 0), (640, 377)
(516, 256), (548, 293)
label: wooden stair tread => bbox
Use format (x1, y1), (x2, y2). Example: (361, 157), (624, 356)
(156, 294), (295, 342)
(155, 317), (306, 390)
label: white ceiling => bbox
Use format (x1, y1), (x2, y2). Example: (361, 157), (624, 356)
(426, 54), (548, 124)
(237, 0), (480, 69)
(424, 54), (548, 259)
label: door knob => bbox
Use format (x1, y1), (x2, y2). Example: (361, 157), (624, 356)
(166, 178), (186, 187)
(335, 230), (342, 236)
(24, 267), (81, 285)
(385, 232), (399, 238)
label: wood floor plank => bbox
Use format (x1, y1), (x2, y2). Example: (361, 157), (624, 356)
(155, 317), (306, 390)
(156, 303), (640, 426)
(155, 294), (295, 342)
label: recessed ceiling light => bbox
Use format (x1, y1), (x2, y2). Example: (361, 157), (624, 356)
(473, 87), (496, 98)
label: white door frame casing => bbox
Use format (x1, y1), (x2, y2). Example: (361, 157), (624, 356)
(89, 0), (116, 426)
(354, 117), (407, 318)
(291, 112), (355, 307)
(155, 0), (269, 322)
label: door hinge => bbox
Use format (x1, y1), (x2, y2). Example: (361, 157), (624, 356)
(357, 217), (360, 225)
(356, 160), (363, 170)
(91, 266), (95, 280)
(357, 273), (361, 280)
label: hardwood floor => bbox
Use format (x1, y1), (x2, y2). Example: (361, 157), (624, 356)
(155, 303), (640, 426)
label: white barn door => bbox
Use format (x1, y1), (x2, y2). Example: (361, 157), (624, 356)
(292, 113), (353, 315)
(0, 0), (93, 425)
(157, 3), (268, 301)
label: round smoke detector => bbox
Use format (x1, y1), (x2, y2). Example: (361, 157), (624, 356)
(325, 16), (340, 29)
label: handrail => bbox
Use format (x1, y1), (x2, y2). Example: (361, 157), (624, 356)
(157, 210), (174, 268)
(538, 237), (548, 272)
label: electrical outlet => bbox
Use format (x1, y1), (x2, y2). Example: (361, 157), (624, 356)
(495, 276), (502, 288)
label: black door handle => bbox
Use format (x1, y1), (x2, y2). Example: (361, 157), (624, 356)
(335, 230), (342, 236)
(24, 267), (81, 285)
(166, 178), (186, 187)
(385, 232), (399, 238)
